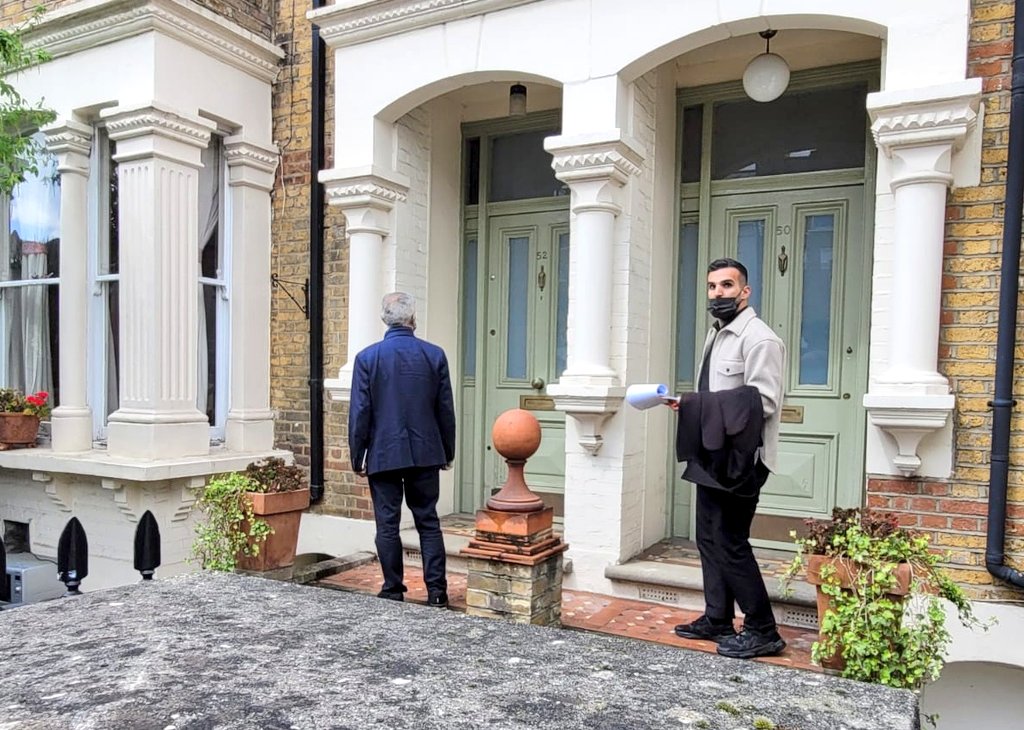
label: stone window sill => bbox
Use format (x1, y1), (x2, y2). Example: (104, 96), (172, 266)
(0, 445), (292, 482)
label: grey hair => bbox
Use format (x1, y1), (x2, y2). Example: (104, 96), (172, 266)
(381, 291), (416, 328)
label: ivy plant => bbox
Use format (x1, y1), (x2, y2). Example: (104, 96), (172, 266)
(191, 472), (272, 572)
(0, 7), (57, 195)
(781, 508), (988, 690)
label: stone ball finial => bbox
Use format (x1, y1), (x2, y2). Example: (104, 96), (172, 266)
(491, 408), (542, 461)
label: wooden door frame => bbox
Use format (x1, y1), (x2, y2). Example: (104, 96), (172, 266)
(669, 60), (880, 540)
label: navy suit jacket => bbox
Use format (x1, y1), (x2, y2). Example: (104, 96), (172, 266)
(348, 326), (457, 476)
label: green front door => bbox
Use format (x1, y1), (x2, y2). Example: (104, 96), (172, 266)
(481, 211), (569, 512)
(677, 184), (869, 545)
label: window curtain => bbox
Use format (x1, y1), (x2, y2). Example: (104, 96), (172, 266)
(6, 149), (59, 398)
(196, 142), (219, 420)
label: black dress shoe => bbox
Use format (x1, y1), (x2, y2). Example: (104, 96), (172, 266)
(673, 615), (737, 641)
(377, 589), (405, 602)
(427, 592), (449, 608)
(716, 629), (787, 659)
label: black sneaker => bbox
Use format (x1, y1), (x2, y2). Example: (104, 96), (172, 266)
(673, 615), (737, 641)
(427, 591), (449, 608)
(716, 629), (787, 659)
(377, 589), (405, 602)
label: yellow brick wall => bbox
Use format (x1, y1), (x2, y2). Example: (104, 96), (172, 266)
(868, 0), (1024, 600)
(271, 0), (368, 519)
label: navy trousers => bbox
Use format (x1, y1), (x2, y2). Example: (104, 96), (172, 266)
(368, 467), (447, 596)
(695, 462), (776, 633)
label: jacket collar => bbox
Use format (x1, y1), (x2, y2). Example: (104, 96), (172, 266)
(384, 325), (415, 339)
(718, 306), (758, 336)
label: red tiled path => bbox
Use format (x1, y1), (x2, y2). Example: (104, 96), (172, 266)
(318, 561), (819, 673)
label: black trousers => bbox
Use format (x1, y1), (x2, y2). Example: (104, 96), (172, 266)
(694, 463), (776, 633)
(368, 466), (447, 595)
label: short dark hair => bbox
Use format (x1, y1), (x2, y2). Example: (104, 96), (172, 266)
(707, 257), (748, 285)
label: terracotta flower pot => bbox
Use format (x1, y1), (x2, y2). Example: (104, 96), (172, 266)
(0, 414), (40, 450)
(806, 553), (913, 670)
(236, 488), (311, 572)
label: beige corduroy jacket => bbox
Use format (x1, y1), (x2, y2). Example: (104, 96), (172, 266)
(696, 306), (786, 472)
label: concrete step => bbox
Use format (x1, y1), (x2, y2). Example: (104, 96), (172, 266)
(605, 559), (819, 631)
(400, 527), (573, 575)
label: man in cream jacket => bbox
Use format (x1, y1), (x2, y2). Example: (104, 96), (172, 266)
(672, 257), (787, 659)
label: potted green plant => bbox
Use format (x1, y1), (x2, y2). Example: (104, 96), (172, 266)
(781, 507), (985, 690)
(0, 388), (50, 450)
(191, 457), (310, 573)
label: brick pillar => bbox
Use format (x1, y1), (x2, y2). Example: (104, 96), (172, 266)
(462, 508), (568, 626)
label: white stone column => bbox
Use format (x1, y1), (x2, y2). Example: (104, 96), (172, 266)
(44, 120), (94, 452)
(544, 133), (642, 453)
(864, 81), (982, 476)
(101, 104), (216, 459)
(320, 170), (408, 401)
(223, 137), (278, 452)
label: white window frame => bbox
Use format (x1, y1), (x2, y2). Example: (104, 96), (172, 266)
(0, 134), (62, 405)
(200, 134), (231, 442)
(87, 127), (119, 442)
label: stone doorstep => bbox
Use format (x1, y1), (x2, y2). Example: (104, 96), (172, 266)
(399, 527), (575, 575)
(605, 559), (820, 631)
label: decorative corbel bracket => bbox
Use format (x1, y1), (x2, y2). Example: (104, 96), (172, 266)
(101, 478), (141, 522)
(174, 477), (205, 522)
(547, 384), (625, 455)
(37, 472), (73, 513)
(864, 394), (954, 476)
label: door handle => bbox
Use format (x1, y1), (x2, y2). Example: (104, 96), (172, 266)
(531, 377), (546, 390)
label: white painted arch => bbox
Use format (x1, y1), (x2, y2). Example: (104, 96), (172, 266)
(316, 0), (970, 170)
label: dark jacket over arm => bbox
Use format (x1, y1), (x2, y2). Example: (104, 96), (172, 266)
(676, 385), (764, 496)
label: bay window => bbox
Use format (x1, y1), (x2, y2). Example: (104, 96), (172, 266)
(1, 134), (60, 407)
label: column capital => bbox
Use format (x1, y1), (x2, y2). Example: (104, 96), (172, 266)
(320, 167), (409, 235)
(321, 168), (409, 208)
(101, 103), (216, 166)
(43, 120), (93, 176)
(868, 80), (982, 170)
(545, 132), (642, 213)
(224, 136), (278, 191)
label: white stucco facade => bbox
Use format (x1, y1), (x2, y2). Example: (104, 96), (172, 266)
(0, 0), (285, 589)
(303, 0), (1023, 699)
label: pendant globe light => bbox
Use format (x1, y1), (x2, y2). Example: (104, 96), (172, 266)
(742, 30), (790, 103)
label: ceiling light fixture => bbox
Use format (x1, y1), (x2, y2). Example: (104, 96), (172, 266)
(509, 83), (527, 116)
(742, 30), (790, 103)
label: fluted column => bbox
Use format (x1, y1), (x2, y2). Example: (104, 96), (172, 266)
(43, 120), (94, 452)
(224, 137), (278, 451)
(101, 104), (216, 458)
(320, 170), (408, 401)
(543, 133), (642, 454)
(864, 81), (982, 476)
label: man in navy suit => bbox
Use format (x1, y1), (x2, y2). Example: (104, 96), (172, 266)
(348, 292), (457, 607)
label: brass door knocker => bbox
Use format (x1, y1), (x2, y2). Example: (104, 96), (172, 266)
(778, 246), (789, 276)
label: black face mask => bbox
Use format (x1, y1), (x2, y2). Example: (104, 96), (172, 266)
(707, 296), (740, 322)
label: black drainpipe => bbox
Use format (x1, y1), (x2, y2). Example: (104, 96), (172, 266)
(308, 0), (327, 503)
(987, 0), (1024, 587)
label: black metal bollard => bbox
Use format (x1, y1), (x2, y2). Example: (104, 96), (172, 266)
(57, 517), (88, 596)
(134, 510), (161, 581)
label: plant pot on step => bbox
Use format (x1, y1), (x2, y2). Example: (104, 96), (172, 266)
(806, 553), (913, 670)
(0, 413), (40, 450)
(236, 487), (311, 572)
